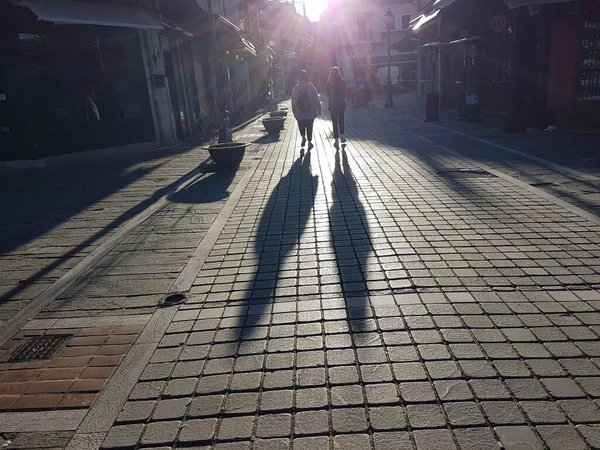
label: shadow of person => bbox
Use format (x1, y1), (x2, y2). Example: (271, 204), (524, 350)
(330, 147), (372, 330)
(238, 151), (319, 336)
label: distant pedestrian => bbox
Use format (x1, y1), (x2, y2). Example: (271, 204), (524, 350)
(327, 66), (347, 147)
(292, 70), (321, 150)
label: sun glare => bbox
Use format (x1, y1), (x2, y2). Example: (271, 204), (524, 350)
(296, 0), (328, 22)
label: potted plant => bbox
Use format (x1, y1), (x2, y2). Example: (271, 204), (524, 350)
(200, 107), (246, 170)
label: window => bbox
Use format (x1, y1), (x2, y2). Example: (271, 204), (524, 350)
(402, 15), (411, 30)
(357, 17), (366, 40)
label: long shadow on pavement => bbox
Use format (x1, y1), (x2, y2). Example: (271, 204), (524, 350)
(238, 151), (318, 334)
(330, 147), (371, 327)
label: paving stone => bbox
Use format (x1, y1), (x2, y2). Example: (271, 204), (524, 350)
(295, 387), (328, 410)
(392, 362), (428, 381)
(129, 381), (166, 400)
(296, 368), (326, 387)
(116, 400), (155, 423)
(537, 425), (588, 450)
(541, 378), (586, 398)
(333, 434), (371, 449)
(360, 364), (394, 383)
(454, 427), (499, 450)
(188, 394), (224, 418)
(406, 403), (446, 428)
(558, 399), (600, 423)
(331, 407), (369, 433)
(294, 410), (329, 435)
(577, 424), (600, 448)
(369, 405), (407, 430)
(412, 429), (457, 450)
(101, 423), (145, 449)
(196, 374), (230, 394)
(151, 398), (190, 420)
(141, 420), (181, 446)
(506, 378), (548, 400)
(293, 436), (330, 450)
(495, 426), (545, 450)
(443, 402), (486, 426)
(434, 380), (473, 401)
(519, 401), (567, 424)
(399, 381), (436, 403)
(256, 413), (291, 438)
(253, 438), (290, 450)
(217, 416), (254, 441)
(365, 383), (400, 405)
(482, 401), (527, 425)
(223, 392), (259, 414)
(328, 365), (359, 385)
(164, 377), (197, 398)
(178, 418), (217, 444)
(260, 389), (294, 412)
(263, 370), (293, 389)
(469, 378), (511, 400)
(372, 431), (413, 450)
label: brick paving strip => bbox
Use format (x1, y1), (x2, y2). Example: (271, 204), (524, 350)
(3, 103), (600, 449)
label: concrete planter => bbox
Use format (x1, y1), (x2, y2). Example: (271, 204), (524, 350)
(262, 117), (285, 134)
(208, 143), (246, 170)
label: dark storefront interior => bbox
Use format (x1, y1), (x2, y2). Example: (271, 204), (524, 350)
(0, 4), (155, 160)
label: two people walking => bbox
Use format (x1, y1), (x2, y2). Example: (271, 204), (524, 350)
(291, 67), (347, 149)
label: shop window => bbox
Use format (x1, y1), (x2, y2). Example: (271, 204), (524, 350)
(402, 15), (411, 30)
(18, 33), (61, 70)
(357, 17), (366, 41)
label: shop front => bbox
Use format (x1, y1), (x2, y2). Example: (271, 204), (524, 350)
(0, 1), (164, 160)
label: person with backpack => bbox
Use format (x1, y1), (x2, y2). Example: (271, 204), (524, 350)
(291, 70), (321, 149)
(326, 66), (347, 147)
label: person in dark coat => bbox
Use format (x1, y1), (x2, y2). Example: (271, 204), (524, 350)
(292, 70), (321, 150)
(326, 66), (347, 147)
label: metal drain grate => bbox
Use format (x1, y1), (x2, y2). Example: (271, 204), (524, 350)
(8, 335), (72, 362)
(437, 169), (496, 179)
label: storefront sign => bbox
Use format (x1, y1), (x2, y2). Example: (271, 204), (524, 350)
(491, 15), (507, 33)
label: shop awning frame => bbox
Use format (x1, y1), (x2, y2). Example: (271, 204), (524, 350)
(506, 0), (575, 9)
(17, 0), (164, 30)
(449, 36), (486, 45)
(411, 10), (440, 33)
(432, 0), (458, 11)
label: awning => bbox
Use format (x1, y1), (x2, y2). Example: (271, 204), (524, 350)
(506, 0), (575, 9)
(411, 10), (440, 33)
(215, 16), (257, 56)
(433, 0), (458, 11)
(18, 0), (163, 30)
(449, 36), (486, 45)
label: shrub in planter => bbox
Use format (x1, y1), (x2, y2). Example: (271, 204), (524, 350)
(270, 110), (288, 118)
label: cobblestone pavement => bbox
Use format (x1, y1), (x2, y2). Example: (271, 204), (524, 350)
(3, 102), (600, 449)
(99, 106), (600, 450)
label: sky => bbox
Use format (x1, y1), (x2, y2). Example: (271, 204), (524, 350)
(294, 0), (328, 22)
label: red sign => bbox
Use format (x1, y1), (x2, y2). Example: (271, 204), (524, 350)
(491, 15), (507, 33)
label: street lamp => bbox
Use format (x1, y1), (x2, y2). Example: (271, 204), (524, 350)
(383, 8), (395, 108)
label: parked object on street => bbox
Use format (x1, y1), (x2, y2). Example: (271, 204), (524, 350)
(262, 117), (286, 134)
(292, 70), (321, 149)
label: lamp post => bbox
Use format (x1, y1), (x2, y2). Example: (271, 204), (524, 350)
(384, 8), (395, 108)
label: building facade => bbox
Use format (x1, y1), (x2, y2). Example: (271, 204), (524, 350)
(320, 0), (419, 93)
(0, 0), (273, 161)
(412, 0), (600, 130)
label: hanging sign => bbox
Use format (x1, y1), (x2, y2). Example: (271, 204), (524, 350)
(491, 15), (507, 32)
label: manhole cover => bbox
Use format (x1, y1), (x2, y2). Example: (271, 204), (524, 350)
(160, 292), (188, 307)
(9, 335), (72, 361)
(437, 169), (496, 179)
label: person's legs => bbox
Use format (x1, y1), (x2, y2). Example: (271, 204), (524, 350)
(307, 120), (314, 141)
(331, 109), (339, 139)
(298, 120), (307, 146)
(339, 109), (346, 142)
